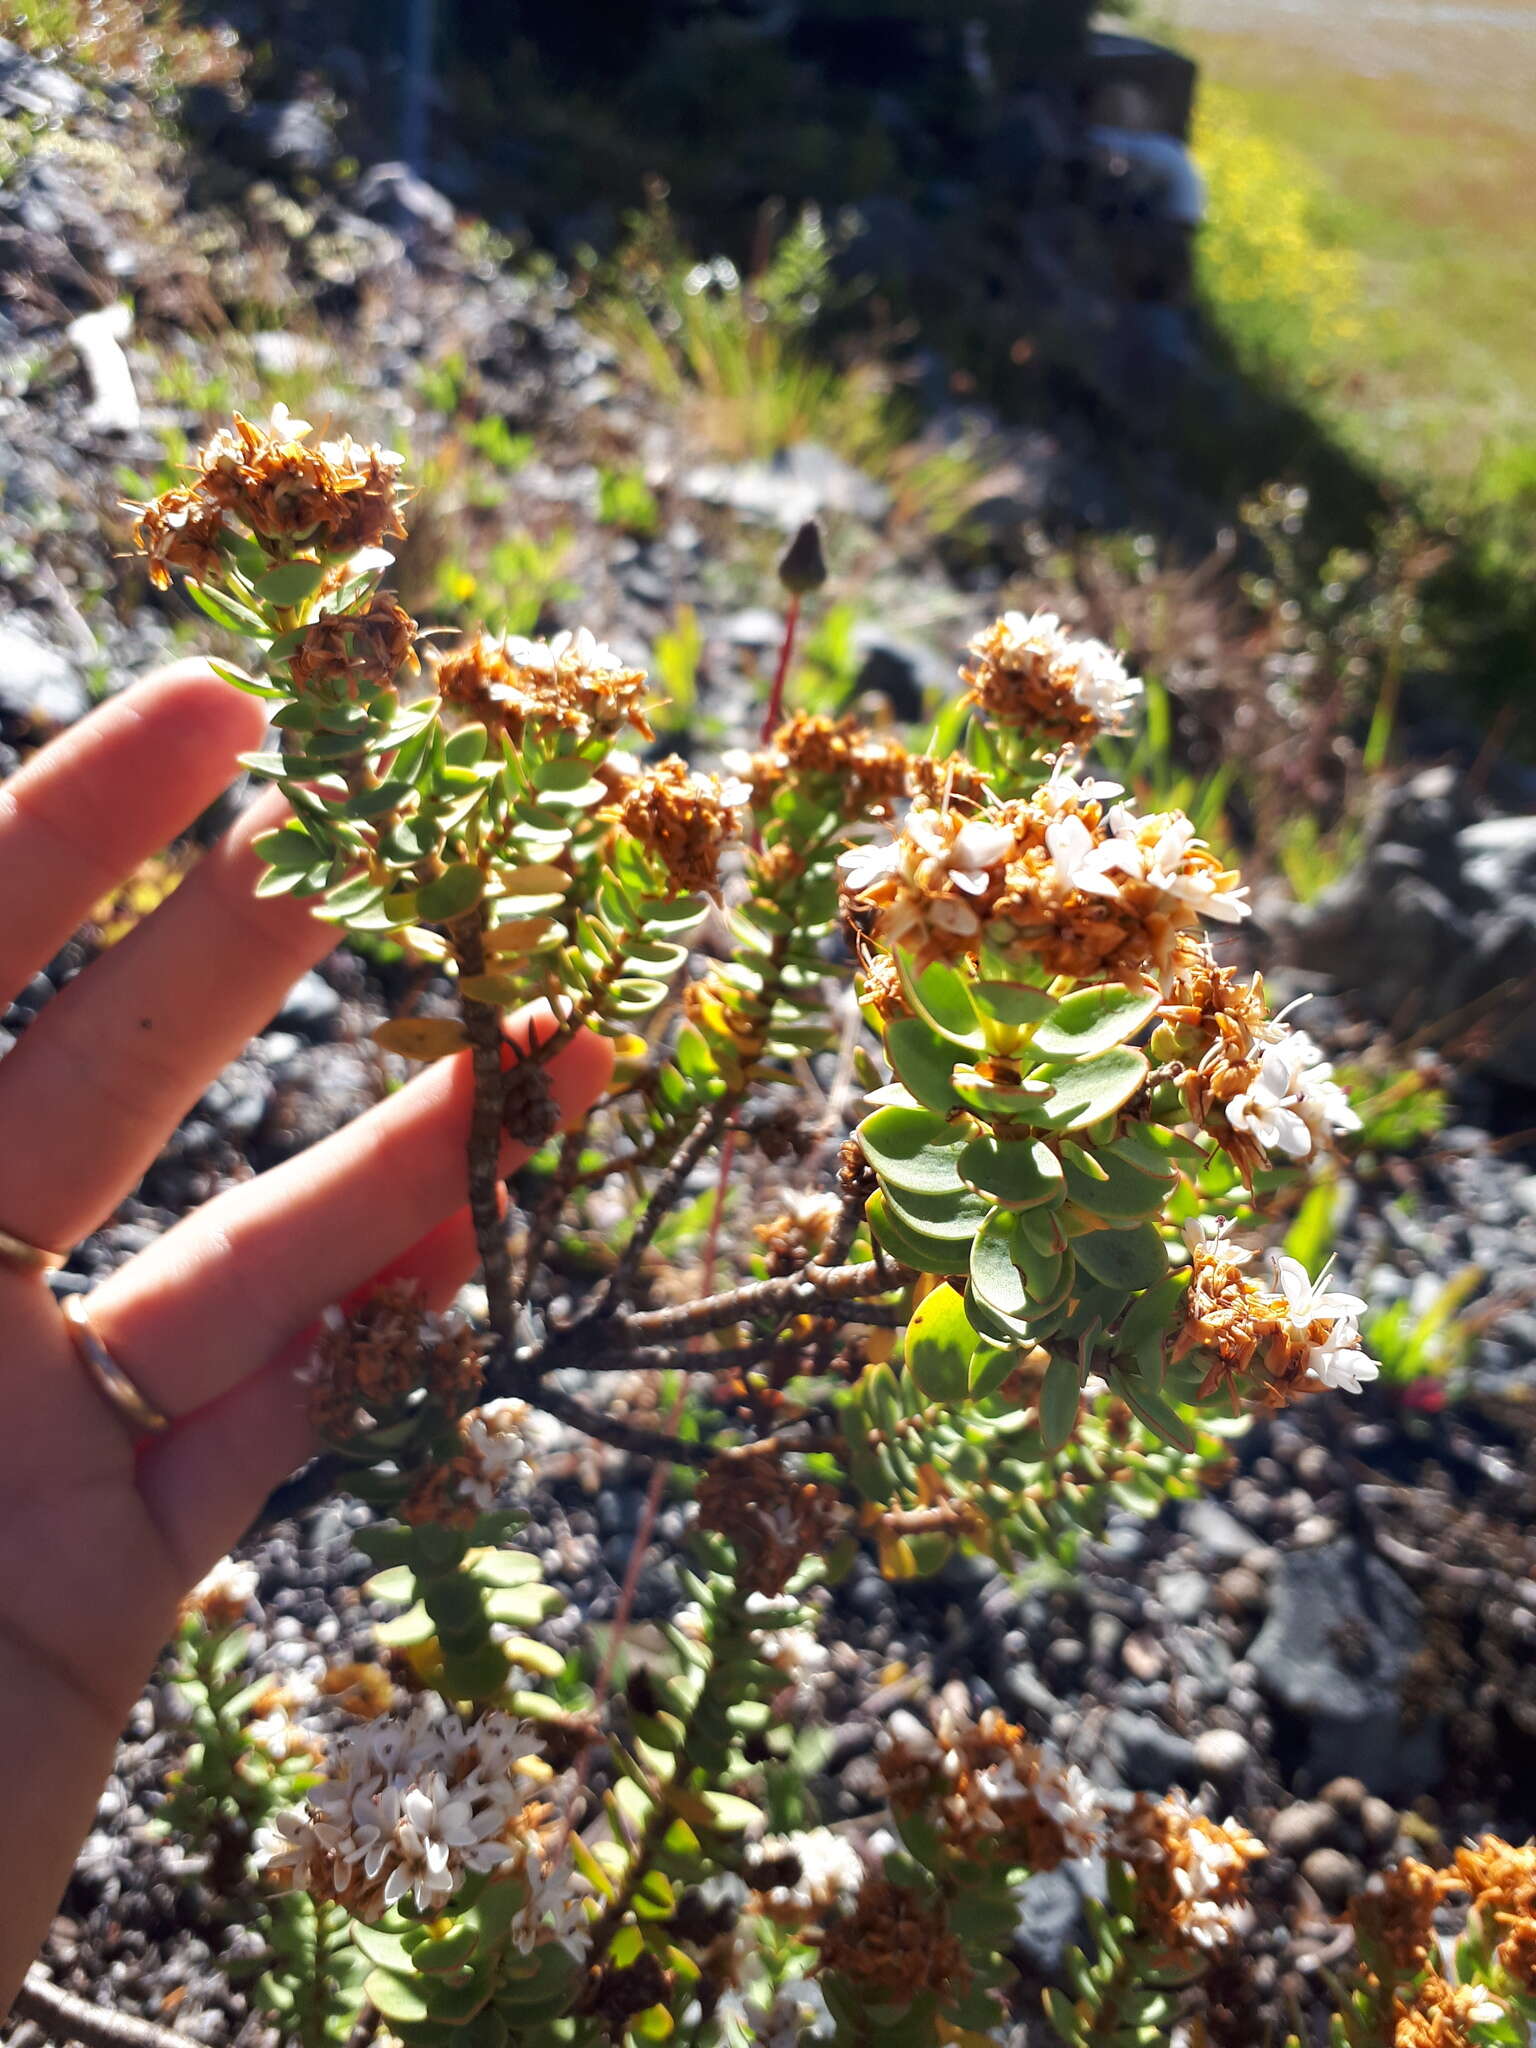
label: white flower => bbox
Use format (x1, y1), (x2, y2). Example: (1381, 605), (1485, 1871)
(186, 1555), (259, 1617)
(1032, 1758), (1105, 1860)
(514, 1835), (588, 1958)
(1227, 1040), (1315, 1160)
(837, 838), (900, 895)
(1120, 811), (1251, 924)
(1064, 637), (1143, 732)
(503, 625), (624, 678)
(757, 1626), (834, 1714)
(1045, 813), (1130, 899)
(756, 1828), (864, 1912)
(1265, 1254), (1368, 1337)
(745, 1982), (819, 2048)
(256, 1704), (552, 1923)
(1035, 752), (1124, 814)
(1182, 1216), (1254, 1264)
(458, 1399), (531, 1512)
(1306, 1321), (1380, 1394)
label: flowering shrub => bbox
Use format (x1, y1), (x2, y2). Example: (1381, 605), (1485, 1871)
(127, 410), (1505, 2046)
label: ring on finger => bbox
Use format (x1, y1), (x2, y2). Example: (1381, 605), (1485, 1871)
(0, 1221), (67, 1275)
(61, 1293), (172, 1439)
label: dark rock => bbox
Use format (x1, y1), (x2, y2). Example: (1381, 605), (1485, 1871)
(1181, 1498), (1254, 1564)
(1014, 1865), (1090, 1977)
(1101, 1708), (1198, 1793)
(1301, 1846), (1366, 1913)
(1268, 1799), (1336, 1861)
(1248, 1541), (1442, 1798)
(849, 625), (948, 723)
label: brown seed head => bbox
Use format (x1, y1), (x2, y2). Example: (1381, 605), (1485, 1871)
(695, 1449), (847, 1596)
(815, 1876), (967, 2003)
(610, 755), (744, 895)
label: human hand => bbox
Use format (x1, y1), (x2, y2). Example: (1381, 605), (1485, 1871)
(0, 662), (613, 1999)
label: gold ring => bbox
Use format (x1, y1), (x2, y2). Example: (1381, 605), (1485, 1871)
(61, 1295), (172, 1439)
(0, 1223), (67, 1275)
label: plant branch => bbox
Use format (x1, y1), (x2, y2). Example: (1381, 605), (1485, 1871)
(450, 907), (515, 1347)
(577, 1100), (733, 1322)
(10, 1971), (193, 2048)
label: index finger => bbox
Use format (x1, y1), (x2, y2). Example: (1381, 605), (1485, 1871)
(0, 662), (267, 999)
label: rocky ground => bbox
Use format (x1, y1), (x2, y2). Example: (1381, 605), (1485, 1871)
(3, 24), (1536, 2048)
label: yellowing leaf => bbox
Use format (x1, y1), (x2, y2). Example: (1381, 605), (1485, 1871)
(484, 916), (557, 956)
(372, 1017), (469, 1061)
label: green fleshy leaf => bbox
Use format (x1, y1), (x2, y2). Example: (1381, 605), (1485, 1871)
(1060, 1141), (1171, 1222)
(1109, 1363), (1197, 1451)
(905, 1282), (976, 1402)
(1039, 1352), (1082, 1454)
(969, 1341), (1018, 1399)
(186, 579), (266, 634)
(898, 955), (986, 1049)
(532, 756), (606, 807)
(254, 558), (328, 606)
(1072, 1221), (1169, 1292)
(857, 1106), (969, 1197)
(970, 1209), (1028, 1321)
(1029, 982), (1160, 1060)
(958, 1134), (1065, 1209)
(972, 979), (1058, 1029)
(1032, 1047), (1149, 1131)
(881, 1178), (990, 1243)
(883, 1017), (963, 1114)
(868, 1190), (968, 1276)
(417, 862), (485, 920)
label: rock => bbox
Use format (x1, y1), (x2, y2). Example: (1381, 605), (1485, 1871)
(0, 619), (87, 726)
(0, 39), (85, 120)
(1302, 1846), (1366, 1913)
(1014, 1865), (1090, 1977)
(1268, 1799), (1336, 1861)
(1156, 1569), (1209, 1625)
(1193, 1728), (1252, 1786)
(67, 302), (140, 435)
(233, 100), (337, 180)
(1360, 1796), (1401, 1856)
(353, 162), (456, 241)
(1102, 1709), (1197, 1793)
(683, 444), (890, 531)
(1320, 1776), (1368, 1817)
(848, 624), (949, 723)
(274, 970), (342, 1040)
(1282, 774), (1536, 1088)
(1181, 1498), (1254, 1564)
(1248, 1541), (1443, 1798)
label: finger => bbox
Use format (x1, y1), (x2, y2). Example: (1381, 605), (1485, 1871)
(0, 662), (267, 1002)
(84, 1013), (612, 1421)
(137, 1203), (487, 1573)
(0, 784), (334, 1253)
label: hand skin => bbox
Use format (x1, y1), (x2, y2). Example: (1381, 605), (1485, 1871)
(0, 663), (613, 2003)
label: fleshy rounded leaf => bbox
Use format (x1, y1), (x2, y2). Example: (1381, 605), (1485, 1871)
(858, 1106), (969, 1197)
(1029, 982), (1160, 1061)
(1031, 1047), (1149, 1131)
(1039, 1352), (1082, 1454)
(906, 1282), (976, 1402)
(958, 1134), (1065, 1209)
(373, 1017), (470, 1061)
(1071, 1221), (1169, 1292)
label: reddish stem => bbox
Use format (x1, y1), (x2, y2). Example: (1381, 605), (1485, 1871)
(760, 593), (801, 744)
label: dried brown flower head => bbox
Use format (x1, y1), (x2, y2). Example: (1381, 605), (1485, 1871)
(303, 1280), (483, 1442)
(961, 610), (1141, 744)
(610, 755), (746, 895)
(1451, 1837), (1536, 1990)
(1173, 1223), (1377, 1410)
(695, 1449), (847, 1597)
(815, 1876), (968, 2003)
(316, 1662), (398, 1720)
(755, 1191), (842, 1276)
(288, 592), (418, 694)
(877, 1705), (1103, 1872)
(840, 770), (1247, 986)
(130, 483), (229, 590)
(745, 713), (912, 823)
(1392, 1974), (1507, 2047)
(1112, 1790), (1265, 1957)
(1351, 1857), (1450, 1977)
(490, 628), (652, 745)
(196, 407), (406, 553)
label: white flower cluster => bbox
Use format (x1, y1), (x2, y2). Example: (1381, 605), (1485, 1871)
(500, 625), (627, 683)
(1045, 804), (1251, 926)
(1023, 1756), (1106, 1862)
(256, 1704), (581, 1935)
(458, 1399), (532, 1513)
(1226, 1026), (1361, 1162)
(755, 1624), (834, 1715)
(755, 1828), (865, 1913)
(974, 610), (1144, 733)
(1159, 1792), (1258, 1954)
(1265, 1252), (1377, 1394)
(184, 1554), (259, 1621)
